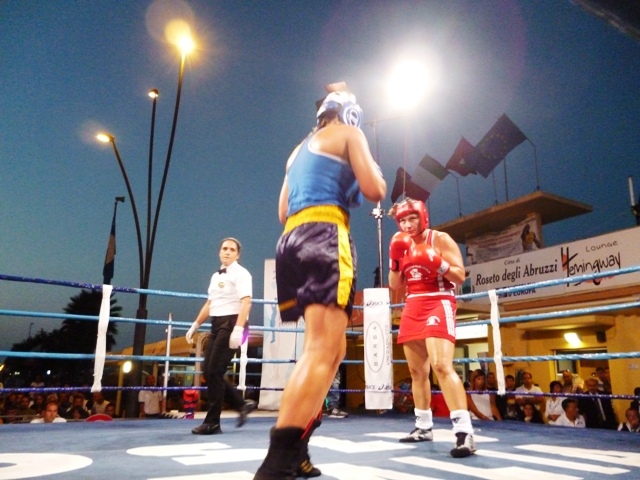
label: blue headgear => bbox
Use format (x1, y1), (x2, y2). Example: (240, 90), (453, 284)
(316, 91), (363, 129)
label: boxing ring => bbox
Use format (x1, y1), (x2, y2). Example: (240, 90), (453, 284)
(1, 267), (640, 479)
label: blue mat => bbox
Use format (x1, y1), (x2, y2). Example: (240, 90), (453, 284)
(1, 413), (639, 479)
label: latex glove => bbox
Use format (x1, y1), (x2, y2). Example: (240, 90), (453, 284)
(186, 321), (199, 345)
(229, 325), (244, 349)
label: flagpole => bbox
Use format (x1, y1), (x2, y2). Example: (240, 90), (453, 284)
(503, 157), (509, 201)
(527, 138), (541, 191)
(453, 174), (463, 217)
(365, 117), (385, 287)
(491, 170), (499, 205)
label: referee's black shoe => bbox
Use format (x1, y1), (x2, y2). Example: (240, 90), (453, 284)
(191, 423), (222, 435)
(237, 400), (257, 428)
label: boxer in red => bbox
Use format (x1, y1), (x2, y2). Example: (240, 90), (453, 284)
(388, 198), (476, 458)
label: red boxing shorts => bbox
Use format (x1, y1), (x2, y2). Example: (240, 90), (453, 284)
(397, 294), (456, 344)
(276, 206), (356, 322)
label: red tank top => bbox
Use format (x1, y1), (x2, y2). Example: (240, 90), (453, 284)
(403, 230), (456, 295)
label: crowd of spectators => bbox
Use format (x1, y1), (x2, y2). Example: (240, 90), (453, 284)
(0, 381), (120, 424)
(463, 368), (639, 432)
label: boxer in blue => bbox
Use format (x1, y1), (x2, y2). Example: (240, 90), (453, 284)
(254, 83), (386, 480)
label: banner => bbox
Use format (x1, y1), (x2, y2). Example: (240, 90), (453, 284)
(363, 288), (393, 410)
(258, 259), (304, 410)
(466, 214), (542, 264)
(465, 226), (640, 303)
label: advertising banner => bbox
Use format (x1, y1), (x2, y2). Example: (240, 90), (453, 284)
(363, 288), (393, 410)
(465, 226), (640, 303)
(466, 214), (542, 264)
(258, 259), (304, 410)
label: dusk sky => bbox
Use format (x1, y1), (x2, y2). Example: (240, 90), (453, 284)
(2, 0), (640, 356)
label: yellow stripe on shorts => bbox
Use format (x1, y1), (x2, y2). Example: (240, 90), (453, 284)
(284, 205), (354, 309)
(336, 223), (353, 308)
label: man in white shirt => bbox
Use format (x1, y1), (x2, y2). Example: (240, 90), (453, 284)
(31, 401), (67, 424)
(553, 398), (585, 428)
(515, 372), (544, 410)
(138, 375), (163, 418)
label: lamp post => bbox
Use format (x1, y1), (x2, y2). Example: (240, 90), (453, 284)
(96, 35), (194, 417)
(367, 60), (432, 282)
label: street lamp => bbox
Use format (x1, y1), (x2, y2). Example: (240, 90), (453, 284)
(96, 33), (194, 417)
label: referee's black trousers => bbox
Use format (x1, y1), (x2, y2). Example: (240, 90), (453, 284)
(203, 314), (245, 425)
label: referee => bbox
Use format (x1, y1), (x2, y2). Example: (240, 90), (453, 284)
(186, 237), (256, 434)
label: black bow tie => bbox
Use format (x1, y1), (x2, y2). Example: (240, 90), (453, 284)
(218, 268), (227, 275)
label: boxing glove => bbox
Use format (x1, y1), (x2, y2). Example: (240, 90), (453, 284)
(389, 232), (412, 272)
(412, 243), (450, 275)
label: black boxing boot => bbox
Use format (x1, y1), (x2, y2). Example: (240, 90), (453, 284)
(253, 427), (304, 480)
(296, 417), (322, 478)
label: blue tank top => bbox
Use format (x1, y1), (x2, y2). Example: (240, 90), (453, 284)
(286, 133), (363, 217)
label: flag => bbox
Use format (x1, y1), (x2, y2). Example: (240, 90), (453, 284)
(410, 154), (449, 199)
(102, 212), (116, 285)
(390, 167), (410, 203)
(446, 137), (476, 176)
(390, 155), (448, 204)
(465, 114), (527, 178)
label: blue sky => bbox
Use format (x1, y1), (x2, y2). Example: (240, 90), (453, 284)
(2, 0), (640, 355)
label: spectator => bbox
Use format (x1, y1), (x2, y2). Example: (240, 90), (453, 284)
(554, 398), (585, 428)
(430, 383), (451, 418)
(630, 387), (640, 411)
(90, 392), (110, 415)
(515, 372), (544, 410)
(31, 401), (67, 424)
(501, 374), (519, 421)
(57, 392), (72, 413)
(618, 408), (640, 432)
(518, 402), (544, 424)
(32, 393), (46, 414)
(104, 403), (117, 418)
(65, 393), (89, 419)
(560, 370), (582, 394)
(595, 366), (612, 394)
(578, 377), (617, 429)
(467, 369), (501, 421)
(138, 375), (163, 419)
(183, 389), (199, 419)
(486, 372), (498, 390)
(68, 405), (90, 420)
(30, 375), (45, 398)
(545, 381), (565, 425)
(325, 371), (348, 418)
(17, 394), (36, 420)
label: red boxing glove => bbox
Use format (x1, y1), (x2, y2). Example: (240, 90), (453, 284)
(412, 244), (450, 276)
(389, 232), (412, 272)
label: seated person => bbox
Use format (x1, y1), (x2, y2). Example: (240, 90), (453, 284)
(104, 403), (117, 418)
(515, 372), (544, 411)
(517, 401), (544, 424)
(90, 392), (110, 415)
(64, 393), (89, 419)
(578, 378), (617, 429)
(630, 387), (640, 411)
(553, 398), (585, 428)
(545, 381), (565, 425)
(31, 401), (67, 424)
(618, 408), (640, 432)
(467, 369), (501, 421)
(500, 374), (519, 421)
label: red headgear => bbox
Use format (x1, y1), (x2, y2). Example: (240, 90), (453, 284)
(393, 198), (429, 233)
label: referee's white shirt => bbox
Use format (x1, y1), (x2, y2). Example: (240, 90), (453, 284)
(207, 261), (252, 316)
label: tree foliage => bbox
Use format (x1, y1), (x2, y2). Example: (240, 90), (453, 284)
(5, 289), (121, 385)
